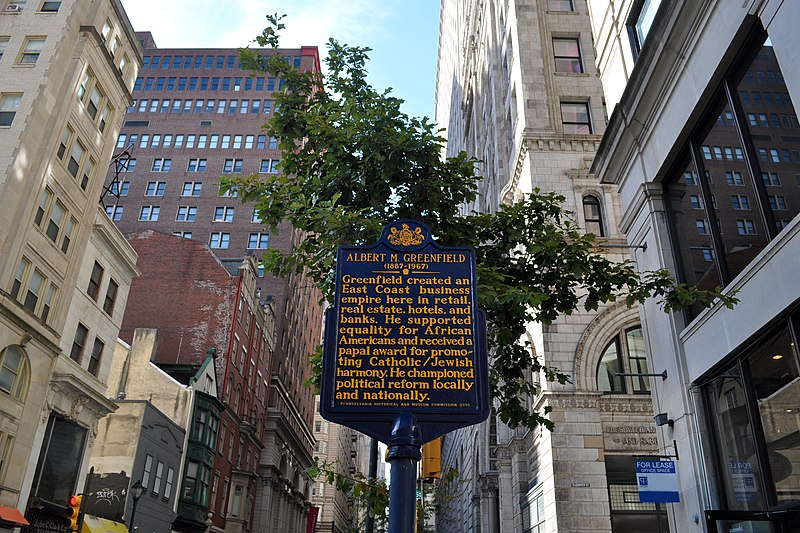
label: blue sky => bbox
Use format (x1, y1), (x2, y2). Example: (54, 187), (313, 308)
(120, 0), (441, 121)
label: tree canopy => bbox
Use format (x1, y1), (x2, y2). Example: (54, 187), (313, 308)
(230, 14), (735, 431)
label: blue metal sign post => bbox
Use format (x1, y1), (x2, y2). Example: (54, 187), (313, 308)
(320, 220), (489, 533)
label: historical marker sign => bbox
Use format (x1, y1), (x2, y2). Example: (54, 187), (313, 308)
(320, 220), (489, 444)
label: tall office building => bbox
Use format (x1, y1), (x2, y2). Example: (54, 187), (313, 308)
(0, 0), (140, 530)
(588, 0), (800, 531)
(435, 1), (665, 532)
(101, 33), (323, 533)
(309, 396), (358, 533)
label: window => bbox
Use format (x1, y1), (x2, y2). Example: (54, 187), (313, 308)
(0, 345), (29, 400)
(726, 171), (745, 186)
(139, 205), (160, 221)
(165, 467), (174, 500)
(553, 38), (582, 73)
(88, 337), (103, 376)
(597, 327), (649, 393)
(219, 185), (238, 198)
(0, 37), (7, 60)
(251, 209), (262, 224)
(143, 455), (153, 488)
(209, 232), (230, 249)
(71, 323), (88, 362)
(214, 207), (234, 222)
(248, 233), (269, 249)
(87, 85), (104, 120)
(582, 195), (605, 236)
(176, 206), (197, 222)
(548, 0), (573, 10)
(768, 195), (787, 210)
(105, 205), (123, 221)
(100, 20), (112, 42)
(187, 159), (207, 172)
(560, 102), (591, 134)
(223, 159), (243, 173)
(736, 219), (757, 235)
(87, 261), (103, 300)
(0, 94), (21, 126)
(183, 460), (212, 506)
(18, 37), (45, 65)
(152, 158), (171, 172)
(145, 182), (166, 196)
(762, 172), (780, 186)
(181, 182), (202, 196)
(30, 415), (87, 504)
(153, 462), (164, 495)
(10, 259), (56, 322)
(696, 219), (708, 235)
(173, 231), (192, 239)
(627, 0), (663, 60)
(731, 194), (750, 210)
(103, 279), (118, 315)
(67, 140), (85, 178)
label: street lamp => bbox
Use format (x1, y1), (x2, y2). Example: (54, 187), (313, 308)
(128, 480), (145, 531)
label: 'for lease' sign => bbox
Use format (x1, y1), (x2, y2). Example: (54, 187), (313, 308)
(636, 460), (680, 503)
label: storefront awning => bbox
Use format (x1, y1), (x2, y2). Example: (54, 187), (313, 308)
(0, 506), (29, 526)
(82, 514), (128, 533)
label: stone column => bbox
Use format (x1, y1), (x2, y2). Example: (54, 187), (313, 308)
(480, 475), (500, 533)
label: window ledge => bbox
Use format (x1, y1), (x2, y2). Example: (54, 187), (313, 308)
(554, 72), (591, 77)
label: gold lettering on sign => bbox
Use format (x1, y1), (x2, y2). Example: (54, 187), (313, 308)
(334, 247), (477, 408)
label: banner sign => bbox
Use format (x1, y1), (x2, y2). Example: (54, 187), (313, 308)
(320, 220), (489, 444)
(306, 506), (319, 533)
(636, 460), (680, 503)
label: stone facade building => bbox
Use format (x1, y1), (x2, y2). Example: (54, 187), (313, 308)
(589, 0), (800, 531)
(0, 0), (140, 530)
(435, 1), (666, 532)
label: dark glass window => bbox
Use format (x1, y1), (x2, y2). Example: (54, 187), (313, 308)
(103, 279), (118, 315)
(597, 327), (648, 393)
(665, 34), (800, 319)
(703, 313), (800, 511)
(88, 337), (103, 376)
(71, 323), (88, 362)
(87, 261), (103, 300)
(583, 195), (605, 236)
(31, 415), (87, 503)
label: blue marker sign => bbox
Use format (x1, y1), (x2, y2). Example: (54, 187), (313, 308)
(636, 460), (680, 503)
(320, 220), (489, 444)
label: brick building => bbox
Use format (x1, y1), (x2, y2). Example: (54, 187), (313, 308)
(104, 33), (323, 533)
(121, 231), (276, 533)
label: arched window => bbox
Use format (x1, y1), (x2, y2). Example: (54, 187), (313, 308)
(596, 327), (649, 393)
(0, 345), (30, 401)
(583, 195), (605, 236)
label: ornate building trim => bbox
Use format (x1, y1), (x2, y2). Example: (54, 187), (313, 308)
(572, 302), (640, 391)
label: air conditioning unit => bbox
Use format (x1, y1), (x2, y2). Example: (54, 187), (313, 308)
(5, 4), (21, 11)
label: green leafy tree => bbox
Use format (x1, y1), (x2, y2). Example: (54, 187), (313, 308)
(231, 14), (736, 431)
